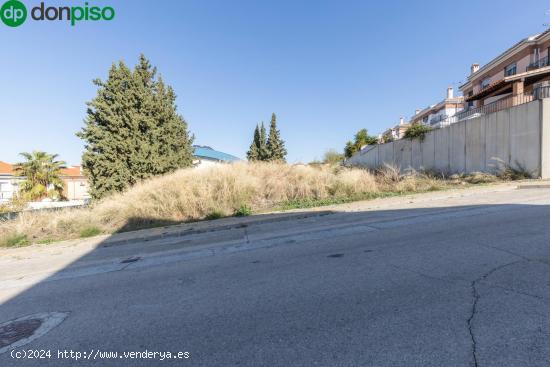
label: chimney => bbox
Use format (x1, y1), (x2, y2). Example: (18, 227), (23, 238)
(415, 109), (421, 115)
(471, 63), (480, 75)
(446, 86), (454, 99)
(399, 117), (405, 125)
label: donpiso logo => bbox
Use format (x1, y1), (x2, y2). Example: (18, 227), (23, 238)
(1, 0), (27, 27)
(1, 0), (115, 27)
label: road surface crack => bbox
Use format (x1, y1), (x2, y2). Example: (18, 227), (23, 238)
(467, 261), (521, 367)
(467, 280), (480, 367)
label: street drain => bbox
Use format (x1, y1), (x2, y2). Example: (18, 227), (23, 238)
(0, 312), (68, 354)
(328, 254), (344, 258)
(0, 319), (42, 349)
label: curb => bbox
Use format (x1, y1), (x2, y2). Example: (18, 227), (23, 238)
(99, 211), (335, 247)
(517, 184), (550, 189)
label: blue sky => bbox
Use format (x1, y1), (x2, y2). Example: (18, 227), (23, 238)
(0, 0), (548, 165)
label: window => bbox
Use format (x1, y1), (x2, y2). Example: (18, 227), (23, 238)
(468, 91), (474, 108)
(505, 63), (517, 76)
(481, 77), (491, 89)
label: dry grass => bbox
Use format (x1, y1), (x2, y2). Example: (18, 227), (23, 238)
(0, 162), (493, 247)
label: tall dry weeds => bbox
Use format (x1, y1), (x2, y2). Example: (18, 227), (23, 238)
(1, 162), (394, 245)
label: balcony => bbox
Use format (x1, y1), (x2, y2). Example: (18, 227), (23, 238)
(428, 114), (448, 126)
(439, 85), (550, 127)
(526, 55), (550, 72)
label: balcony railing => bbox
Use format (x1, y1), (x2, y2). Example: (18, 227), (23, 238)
(438, 85), (550, 127)
(527, 55), (550, 72)
(429, 114), (449, 126)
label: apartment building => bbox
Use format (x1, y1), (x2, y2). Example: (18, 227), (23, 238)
(410, 87), (464, 128)
(460, 29), (550, 108)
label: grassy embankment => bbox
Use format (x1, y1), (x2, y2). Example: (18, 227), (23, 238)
(0, 162), (514, 248)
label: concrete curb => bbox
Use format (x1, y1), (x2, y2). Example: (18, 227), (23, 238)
(517, 184), (550, 189)
(99, 211), (335, 248)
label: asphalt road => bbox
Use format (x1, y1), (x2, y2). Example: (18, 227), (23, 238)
(1, 187), (550, 367)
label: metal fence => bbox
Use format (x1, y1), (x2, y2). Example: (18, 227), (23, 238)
(439, 86), (550, 127)
(527, 55), (550, 71)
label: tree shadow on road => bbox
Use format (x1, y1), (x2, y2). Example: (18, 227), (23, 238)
(1, 203), (550, 366)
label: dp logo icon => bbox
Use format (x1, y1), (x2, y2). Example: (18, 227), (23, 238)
(1, 0), (27, 27)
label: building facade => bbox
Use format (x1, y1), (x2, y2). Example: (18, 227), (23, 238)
(0, 161), (89, 203)
(380, 117), (411, 142)
(410, 87), (464, 128)
(460, 29), (550, 109)
(0, 161), (20, 204)
(59, 166), (90, 201)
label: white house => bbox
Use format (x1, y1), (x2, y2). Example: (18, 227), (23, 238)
(0, 161), (20, 204)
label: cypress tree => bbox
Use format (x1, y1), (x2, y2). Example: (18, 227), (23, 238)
(266, 113), (287, 162)
(77, 54), (194, 199)
(246, 125), (261, 161)
(258, 122), (270, 161)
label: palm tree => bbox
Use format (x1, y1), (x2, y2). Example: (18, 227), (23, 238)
(14, 151), (66, 201)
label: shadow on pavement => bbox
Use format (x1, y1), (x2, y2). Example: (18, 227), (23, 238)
(1, 203), (550, 366)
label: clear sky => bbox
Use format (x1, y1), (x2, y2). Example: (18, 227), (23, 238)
(0, 0), (548, 165)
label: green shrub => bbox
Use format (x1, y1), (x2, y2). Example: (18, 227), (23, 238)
(404, 123), (432, 141)
(79, 226), (102, 238)
(234, 204), (252, 217)
(2, 234), (30, 248)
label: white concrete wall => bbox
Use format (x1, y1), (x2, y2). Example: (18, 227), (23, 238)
(541, 99), (550, 178)
(348, 100), (546, 178)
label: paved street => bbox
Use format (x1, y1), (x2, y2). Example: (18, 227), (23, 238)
(1, 185), (550, 366)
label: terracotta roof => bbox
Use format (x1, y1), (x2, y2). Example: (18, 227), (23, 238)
(0, 162), (83, 177)
(0, 161), (13, 174)
(60, 166), (83, 177)
(465, 79), (509, 102)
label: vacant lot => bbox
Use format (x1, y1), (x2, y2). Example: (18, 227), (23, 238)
(0, 162), (507, 247)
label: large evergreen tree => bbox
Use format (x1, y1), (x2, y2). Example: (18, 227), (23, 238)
(246, 125), (261, 161)
(266, 113), (287, 162)
(258, 122), (270, 161)
(77, 54), (194, 199)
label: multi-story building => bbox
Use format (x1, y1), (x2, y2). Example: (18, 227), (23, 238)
(460, 29), (550, 109)
(379, 87), (464, 142)
(371, 29), (550, 150)
(410, 87), (464, 128)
